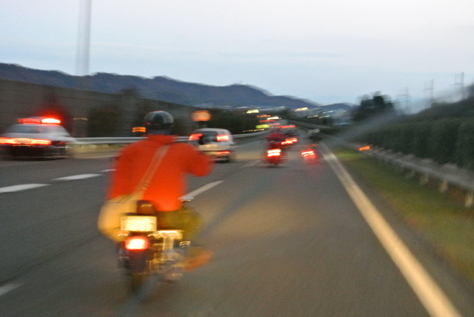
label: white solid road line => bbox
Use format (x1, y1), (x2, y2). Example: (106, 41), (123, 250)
(0, 184), (49, 194)
(321, 144), (461, 317)
(53, 174), (102, 181)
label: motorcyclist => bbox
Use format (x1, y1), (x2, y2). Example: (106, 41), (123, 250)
(101, 111), (214, 270)
(265, 127), (286, 149)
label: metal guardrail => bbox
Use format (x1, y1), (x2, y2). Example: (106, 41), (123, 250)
(72, 130), (268, 154)
(358, 146), (474, 208)
(291, 120), (474, 208)
(74, 130), (267, 145)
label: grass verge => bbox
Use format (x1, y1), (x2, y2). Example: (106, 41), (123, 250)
(333, 147), (474, 284)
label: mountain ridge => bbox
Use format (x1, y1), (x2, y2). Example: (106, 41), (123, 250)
(0, 63), (322, 110)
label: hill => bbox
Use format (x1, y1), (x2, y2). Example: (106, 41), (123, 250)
(413, 97), (474, 120)
(0, 63), (321, 110)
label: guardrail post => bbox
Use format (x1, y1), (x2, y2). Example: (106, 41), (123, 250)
(439, 180), (448, 193)
(420, 173), (429, 185)
(405, 170), (415, 179)
(465, 192), (474, 208)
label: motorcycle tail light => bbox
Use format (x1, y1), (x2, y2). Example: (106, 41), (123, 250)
(124, 236), (150, 250)
(267, 149), (281, 157)
(301, 150), (316, 157)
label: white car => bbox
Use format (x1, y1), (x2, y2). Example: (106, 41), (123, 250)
(189, 128), (236, 162)
(0, 117), (77, 159)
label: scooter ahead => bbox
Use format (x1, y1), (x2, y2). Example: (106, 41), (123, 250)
(266, 147), (285, 166)
(116, 199), (192, 299)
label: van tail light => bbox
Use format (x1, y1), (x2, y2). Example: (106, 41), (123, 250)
(31, 139), (52, 145)
(189, 133), (202, 141)
(124, 236), (150, 250)
(0, 138), (17, 145)
(0, 138), (51, 145)
(217, 134), (230, 142)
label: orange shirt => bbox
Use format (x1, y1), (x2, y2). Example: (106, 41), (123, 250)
(107, 134), (213, 211)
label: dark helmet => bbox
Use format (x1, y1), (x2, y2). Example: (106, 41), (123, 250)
(143, 111), (174, 131)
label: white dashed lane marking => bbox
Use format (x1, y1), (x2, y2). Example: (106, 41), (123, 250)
(52, 174), (102, 181)
(0, 184), (49, 194)
(0, 283), (21, 297)
(183, 181), (223, 198)
(240, 160), (260, 168)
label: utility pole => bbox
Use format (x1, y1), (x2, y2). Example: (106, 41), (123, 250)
(74, 0), (92, 137)
(397, 88), (411, 114)
(76, 0), (92, 83)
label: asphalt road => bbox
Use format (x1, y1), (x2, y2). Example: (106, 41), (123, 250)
(0, 138), (473, 317)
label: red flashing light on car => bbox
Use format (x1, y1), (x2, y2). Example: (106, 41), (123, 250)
(17, 117), (61, 125)
(41, 118), (61, 124)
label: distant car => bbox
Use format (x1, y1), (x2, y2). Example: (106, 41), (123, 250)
(188, 128), (236, 162)
(0, 117), (77, 159)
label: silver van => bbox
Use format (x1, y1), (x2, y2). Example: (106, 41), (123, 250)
(188, 128), (236, 162)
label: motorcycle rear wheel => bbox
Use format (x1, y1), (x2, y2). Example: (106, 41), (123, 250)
(128, 273), (147, 294)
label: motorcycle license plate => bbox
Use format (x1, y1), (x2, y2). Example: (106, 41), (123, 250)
(121, 216), (157, 232)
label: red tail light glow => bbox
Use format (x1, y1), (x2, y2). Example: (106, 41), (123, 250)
(189, 133), (202, 141)
(124, 236), (150, 250)
(217, 134), (230, 142)
(301, 150), (316, 158)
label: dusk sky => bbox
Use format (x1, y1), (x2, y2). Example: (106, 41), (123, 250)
(2, 0), (474, 112)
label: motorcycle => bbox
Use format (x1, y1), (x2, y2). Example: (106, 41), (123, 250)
(266, 141), (285, 166)
(116, 199), (192, 298)
(301, 146), (318, 164)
